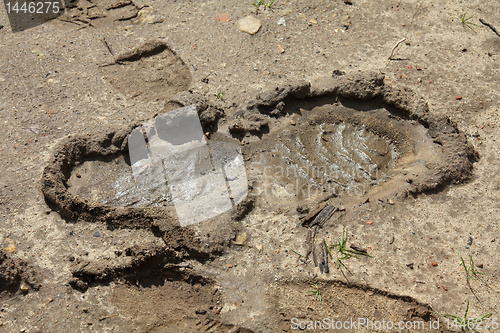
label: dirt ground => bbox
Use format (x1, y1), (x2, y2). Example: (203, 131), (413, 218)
(1, 0), (499, 332)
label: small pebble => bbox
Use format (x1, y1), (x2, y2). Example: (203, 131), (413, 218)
(4, 238), (16, 253)
(233, 232), (249, 246)
(237, 15), (262, 35)
(20, 284), (29, 294)
(277, 17), (286, 26)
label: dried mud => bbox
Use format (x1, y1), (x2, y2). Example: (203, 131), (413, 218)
(3, 1), (497, 328)
(0, 249), (40, 295)
(42, 71), (477, 234)
(37, 68), (478, 331)
(272, 278), (451, 333)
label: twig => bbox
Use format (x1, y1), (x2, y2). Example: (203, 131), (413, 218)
(305, 228), (313, 261)
(322, 240), (329, 273)
(99, 314), (119, 321)
(308, 205), (337, 228)
(57, 17), (82, 26)
(319, 243), (325, 273)
(312, 243), (318, 267)
(57, 17), (94, 30)
(480, 19), (500, 37)
(350, 244), (368, 254)
(101, 37), (114, 56)
(98, 62), (116, 68)
(388, 38), (406, 60)
(300, 202), (327, 226)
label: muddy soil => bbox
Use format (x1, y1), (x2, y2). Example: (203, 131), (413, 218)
(1, 0), (499, 332)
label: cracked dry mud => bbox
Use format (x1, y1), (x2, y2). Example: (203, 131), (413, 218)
(1, 0), (500, 332)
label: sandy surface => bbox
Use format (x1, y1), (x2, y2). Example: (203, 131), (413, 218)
(1, 0), (499, 332)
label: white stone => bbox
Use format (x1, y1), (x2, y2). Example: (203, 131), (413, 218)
(237, 15), (262, 35)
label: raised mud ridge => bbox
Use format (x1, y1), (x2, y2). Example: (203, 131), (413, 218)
(242, 71), (477, 201)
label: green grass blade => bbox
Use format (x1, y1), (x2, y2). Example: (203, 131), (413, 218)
(324, 240), (332, 256)
(290, 248), (304, 257)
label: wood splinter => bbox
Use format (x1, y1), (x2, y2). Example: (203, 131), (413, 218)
(319, 241), (329, 274)
(388, 37), (406, 60)
(305, 205), (338, 228)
